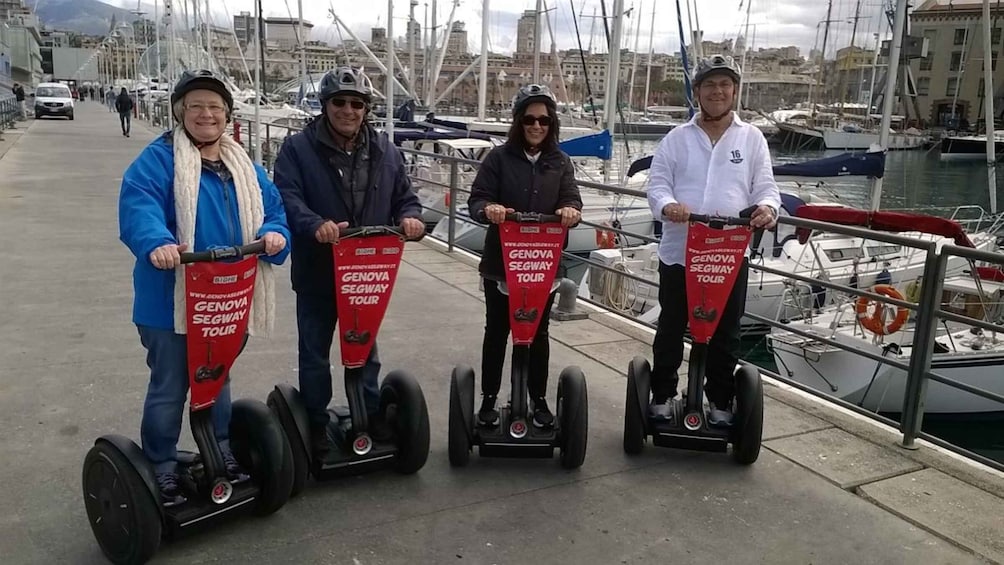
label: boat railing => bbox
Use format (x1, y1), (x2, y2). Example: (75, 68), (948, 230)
(216, 115), (1004, 470)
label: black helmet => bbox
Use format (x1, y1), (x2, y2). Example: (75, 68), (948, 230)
(693, 54), (742, 87)
(511, 84), (556, 116)
(319, 66), (372, 104)
(171, 69), (233, 117)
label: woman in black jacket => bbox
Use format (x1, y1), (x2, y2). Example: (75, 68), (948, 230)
(467, 84), (583, 429)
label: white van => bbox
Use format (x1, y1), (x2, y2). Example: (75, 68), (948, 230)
(33, 82), (75, 120)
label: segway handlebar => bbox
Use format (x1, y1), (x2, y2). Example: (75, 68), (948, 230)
(503, 212), (562, 223)
(686, 213), (753, 229)
(339, 225), (407, 238)
(179, 241), (266, 264)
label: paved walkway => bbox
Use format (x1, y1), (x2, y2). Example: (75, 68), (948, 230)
(1, 104), (1002, 564)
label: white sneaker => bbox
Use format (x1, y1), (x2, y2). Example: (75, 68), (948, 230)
(708, 403), (734, 427)
(648, 398), (674, 420)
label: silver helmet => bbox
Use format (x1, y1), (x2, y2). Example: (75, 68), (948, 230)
(511, 84), (557, 116)
(692, 54), (742, 86)
(319, 66), (372, 103)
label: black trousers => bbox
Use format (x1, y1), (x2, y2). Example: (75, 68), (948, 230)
(481, 278), (556, 400)
(650, 260), (748, 407)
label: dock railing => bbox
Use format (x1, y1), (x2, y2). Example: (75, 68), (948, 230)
(221, 115), (1004, 471)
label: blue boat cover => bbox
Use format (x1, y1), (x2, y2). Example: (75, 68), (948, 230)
(772, 150), (885, 178)
(624, 150), (885, 180)
(560, 129), (613, 159)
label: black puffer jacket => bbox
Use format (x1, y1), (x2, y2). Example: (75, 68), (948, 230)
(468, 142), (582, 280)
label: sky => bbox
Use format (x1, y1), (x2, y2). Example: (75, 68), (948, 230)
(106, 0), (898, 59)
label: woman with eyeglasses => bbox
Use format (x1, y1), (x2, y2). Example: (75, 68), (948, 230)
(467, 84), (583, 429)
(118, 69), (291, 506)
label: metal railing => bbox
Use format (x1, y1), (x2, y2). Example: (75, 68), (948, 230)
(205, 114), (1004, 470)
(0, 94), (22, 132)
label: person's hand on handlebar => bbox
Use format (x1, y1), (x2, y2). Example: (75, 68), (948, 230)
(662, 202), (690, 223)
(749, 204), (778, 230)
(316, 220), (350, 243)
(555, 207), (581, 228)
(149, 243), (188, 270)
(400, 217), (425, 240)
(484, 203), (515, 225)
(257, 231), (287, 256)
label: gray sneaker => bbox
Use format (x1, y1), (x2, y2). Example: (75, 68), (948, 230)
(708, 403), (734, 427)
(648, 398), (674, 420)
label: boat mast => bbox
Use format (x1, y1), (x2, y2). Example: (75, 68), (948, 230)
(253, 0), (262, 164)
(836, 0), (864, 120)
(642, 2), (655, 119)
(811, 0), (833, 125)
(983, 0), (998, 213)
(533, 0), (543, 83)
(868, 0), (907, 212)
(737, 0), (752, 111)
(602, 0), (625, 184)
(478, 0), (489, 120)
(627, 0), (642, 114)
(386, 0), (395, 141)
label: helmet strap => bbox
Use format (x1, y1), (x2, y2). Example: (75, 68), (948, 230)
(701, 108), (733, 122)
(184, 129), (223, 151)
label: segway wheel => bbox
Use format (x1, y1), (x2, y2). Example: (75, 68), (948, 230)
(557, 367), (588, 469)
(82, 441), (161, 565)
(230, 399), (294, 515)
(623, 357), (649, 454)
(381, 370), (431, 474)
(731, 364), (764, 465)
(266, 386), (310, 497)
(448, 365), (476, 467)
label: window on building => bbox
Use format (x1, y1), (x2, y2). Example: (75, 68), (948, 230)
(920, 54), (934, 71)
(950, 51), (963, 72)
(916, 77), (930, 96)
(994, 28), (1003, 46)
(955, 28), (968, 45)
(946, 77), (959, 96)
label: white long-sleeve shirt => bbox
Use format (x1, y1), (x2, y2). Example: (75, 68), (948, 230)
(647, 112), (782, 266)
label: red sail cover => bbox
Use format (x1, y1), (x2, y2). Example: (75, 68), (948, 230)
(685, 223), (753, 344)
(500, 221), (566, 345)
(185, 256), (258, 411)
(795, 206), (975, 248)
(333, 234), (405, 368)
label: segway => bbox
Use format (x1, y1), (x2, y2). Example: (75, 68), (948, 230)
(83, 242), (295, 565)
(623, 213), (764, 465)
(449, 212), (588, 469)
(267, 226), (430, 496)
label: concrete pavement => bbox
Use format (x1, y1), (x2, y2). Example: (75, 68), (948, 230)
(0, 103), (1002, 564)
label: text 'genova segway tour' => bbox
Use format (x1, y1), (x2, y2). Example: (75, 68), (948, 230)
(268, 226), (430, 495)
(624, 213), (764, 464)
(83, 242), (294, 565)
(450, 212), (588, 469)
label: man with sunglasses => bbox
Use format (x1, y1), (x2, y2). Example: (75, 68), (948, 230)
(274, 66), (424, 464)
(646, 54), (781, 426)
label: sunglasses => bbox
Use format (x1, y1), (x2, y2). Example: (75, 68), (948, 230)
(521, 115), (553, 127)
(330, 98), (366, 110)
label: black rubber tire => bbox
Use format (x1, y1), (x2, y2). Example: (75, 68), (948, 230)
(266, 387), (310, 497)
(69, 113), (74, 120)
(381, 370), (431, 474)
(731, 364), (764, 465)
(448, 366), (475, 467)
(230, 399), (294, 515)
(82, 442), (161, 565)
(623, 358), (647, 454)
(557, 366), (588, 469)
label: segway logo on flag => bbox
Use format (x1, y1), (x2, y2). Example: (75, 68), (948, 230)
(355, 247), (376, 256)
(730, 149), (743, 164)
(381, 247), (400, 254)
(213, 275), (238, 284)
(520, 226), (541, 234)
(546, 227), (563, 234)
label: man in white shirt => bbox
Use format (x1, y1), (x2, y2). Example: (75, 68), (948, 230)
(646, 54), (781, 425)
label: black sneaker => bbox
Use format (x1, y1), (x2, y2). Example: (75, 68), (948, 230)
(478, 395), (499, 427)
(367, 411), (394, 442)
(310, 424), (336, 461)
(221, 447), (250, 482)
(532, 397), (554, 429)
(155, 472), (187, 507)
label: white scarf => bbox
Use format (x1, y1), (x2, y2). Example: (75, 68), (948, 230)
(172, 127), (276, 337)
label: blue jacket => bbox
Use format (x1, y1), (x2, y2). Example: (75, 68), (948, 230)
(274, 119), (421, 295)
(119, 134), (291, 330)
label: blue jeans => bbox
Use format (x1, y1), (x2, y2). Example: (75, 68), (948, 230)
(119, 111), (131, 134)
(296, 293), (381, 428)
(138, 326), (231, 474)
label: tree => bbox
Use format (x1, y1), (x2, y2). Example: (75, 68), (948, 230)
(652, 78), (688, 106)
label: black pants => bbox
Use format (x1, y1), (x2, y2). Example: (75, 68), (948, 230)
(119, 112), (131, 134)
(650, 260), (748, 407)
(481, 278), (555, 400)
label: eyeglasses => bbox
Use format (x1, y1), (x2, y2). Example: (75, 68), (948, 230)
(185, 103), (227, 115)
(331, 98), (366, 110)
(521, 115), (553, 127)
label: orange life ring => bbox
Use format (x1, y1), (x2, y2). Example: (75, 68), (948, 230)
(855, 284), (909, 335)
(595, 226), (616, 249)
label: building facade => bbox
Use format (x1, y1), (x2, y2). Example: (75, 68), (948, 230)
(908, 0), (1004, 127)
(447, 21), (468, 55)
(516, 10), (537, 55)
(265, 18), (312, 51)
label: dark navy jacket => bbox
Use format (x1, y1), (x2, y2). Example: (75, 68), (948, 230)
(274, 118), (422, 295)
